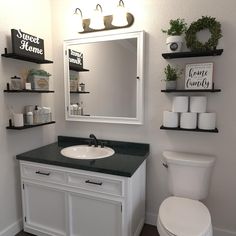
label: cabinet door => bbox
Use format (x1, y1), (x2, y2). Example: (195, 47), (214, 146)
(69, 192), (122, 236)
(23, 182), (66, 236)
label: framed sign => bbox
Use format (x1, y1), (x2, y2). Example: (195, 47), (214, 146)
(11, 29), (44, 60)
(69, 49), (83, 68)
(185, 62), (213, 90)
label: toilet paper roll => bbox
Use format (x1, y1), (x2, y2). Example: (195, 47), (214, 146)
(180, 112), (197, 129)
(13, 113), (24, 127)
(163, 111), (179, 128)
(172, 96), (189, 112)
(198, 113), (216, 130)
(190, 96), (207, 113)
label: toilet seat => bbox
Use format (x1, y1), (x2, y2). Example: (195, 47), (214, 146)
(158, 196), (212, 236)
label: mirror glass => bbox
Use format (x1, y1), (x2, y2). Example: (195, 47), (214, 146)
(63, 31), (144, 124)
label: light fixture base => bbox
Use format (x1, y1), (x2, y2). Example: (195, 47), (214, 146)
(79, 13), (134, 33)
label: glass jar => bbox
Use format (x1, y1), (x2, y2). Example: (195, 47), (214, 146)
(11, 76), (22, 90)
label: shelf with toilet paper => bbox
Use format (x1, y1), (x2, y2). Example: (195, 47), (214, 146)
(160, 125), (218, 133)
(162, 49), (223, 59)
(161, 96), (218, 133)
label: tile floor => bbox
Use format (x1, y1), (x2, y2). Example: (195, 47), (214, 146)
(15, 224), (159, 236)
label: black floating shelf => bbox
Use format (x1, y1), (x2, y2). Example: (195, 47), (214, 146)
(162, 49), (223, 59)
(161, 89), (221, 93)
(70, 91), (90, 94)
(160, 125), (218, 133)
(1, 52), (53, 64)
(69, 66), (89, 72)
(6, 121), (56, 130)
(4, 89), (55, 93)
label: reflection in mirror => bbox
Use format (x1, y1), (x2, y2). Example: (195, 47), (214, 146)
(64, 31), (144, 124)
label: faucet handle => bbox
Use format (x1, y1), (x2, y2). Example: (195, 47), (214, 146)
(100, 141), (108, 148)
(88, 140), (92, 146)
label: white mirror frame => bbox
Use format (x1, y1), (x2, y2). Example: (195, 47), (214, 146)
(63, 31), (145, 125)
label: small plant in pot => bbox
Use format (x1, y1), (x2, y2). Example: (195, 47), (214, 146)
(163, 64), (182, 90)
(162, 18), (187, 53)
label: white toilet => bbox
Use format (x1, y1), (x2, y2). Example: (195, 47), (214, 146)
(157, 151), (215, 236)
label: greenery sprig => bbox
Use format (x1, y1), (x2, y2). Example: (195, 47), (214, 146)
(185, 16), (222, 52)
(163, 64), (183, 81)
(28, 69), (51, 77)
(162, 18), (187, 36)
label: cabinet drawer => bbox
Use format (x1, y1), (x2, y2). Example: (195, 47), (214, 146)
(21, 164), (66, 184)
(68, 173), (123, 197)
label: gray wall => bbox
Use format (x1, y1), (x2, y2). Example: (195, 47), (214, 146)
(0, 0), (55, 235)
(0, 1), (236, 236)
(51, 1), (236, 235)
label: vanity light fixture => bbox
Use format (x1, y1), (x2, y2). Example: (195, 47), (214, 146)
(89, 4), (105, 30)
(111, 0), (128, 27)
(73, 8), (84, 32)
(74, 1), (134, 33)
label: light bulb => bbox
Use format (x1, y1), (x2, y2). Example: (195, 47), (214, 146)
(73, 8), (84, 32)
(89, 4), (105, 30)
(112, 0), (128, 27)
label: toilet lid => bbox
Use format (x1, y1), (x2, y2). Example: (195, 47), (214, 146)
(159, 196), (212, 236)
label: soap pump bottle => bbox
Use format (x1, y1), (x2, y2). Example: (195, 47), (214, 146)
(33, 105), (39, 124)
(80, 101), (84, 116)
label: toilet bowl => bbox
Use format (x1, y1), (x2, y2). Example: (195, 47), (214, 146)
(157, 196), (213, 236)
(157, 151), (215, 236)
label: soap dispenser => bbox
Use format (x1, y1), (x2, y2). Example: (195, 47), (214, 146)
(33, 105), (39, 124)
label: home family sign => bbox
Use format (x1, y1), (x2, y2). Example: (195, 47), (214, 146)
(185, 63), (213, 90)
(11, 29), (44, 60)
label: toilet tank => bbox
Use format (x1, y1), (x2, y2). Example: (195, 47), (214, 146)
(163, 151), (215, 200)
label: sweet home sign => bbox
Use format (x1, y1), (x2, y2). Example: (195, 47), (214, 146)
(11, 29), (44, 60)
(185, 63), (213, 90)
(69, 49), (83, 68)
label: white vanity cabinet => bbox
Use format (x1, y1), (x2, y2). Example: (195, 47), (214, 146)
(20, 160), (146, 236)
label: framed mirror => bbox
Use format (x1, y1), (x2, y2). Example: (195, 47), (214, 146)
(63, 31), (144, 124)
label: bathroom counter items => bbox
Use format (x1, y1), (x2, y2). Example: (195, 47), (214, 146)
(16, 136), (150, 177)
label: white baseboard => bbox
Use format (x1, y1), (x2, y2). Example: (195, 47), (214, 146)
(134, 217), (145, 236)
(0, 219), (22, 236)
(1, 215), (236, 236)
(145, 212), (157, 226)
(145, 211), (236, 236)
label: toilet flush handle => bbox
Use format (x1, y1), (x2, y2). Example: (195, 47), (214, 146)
(162, 161), (168, 168)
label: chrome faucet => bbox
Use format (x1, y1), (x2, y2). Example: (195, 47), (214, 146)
(89, 134), (98, 147)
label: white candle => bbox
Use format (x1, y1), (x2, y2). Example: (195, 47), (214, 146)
(13, 113), (24, 127)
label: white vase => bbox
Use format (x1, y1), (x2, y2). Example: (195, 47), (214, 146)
(165, 80), (177, 90)
(166, 36), (184, 53)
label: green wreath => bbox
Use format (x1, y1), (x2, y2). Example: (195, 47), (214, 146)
(185, 16), (222, 52)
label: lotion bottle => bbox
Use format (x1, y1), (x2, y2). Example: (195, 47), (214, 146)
(33, 105), (39, 124)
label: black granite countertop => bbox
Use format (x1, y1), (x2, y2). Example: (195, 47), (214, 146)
(16, 136), (150, 177)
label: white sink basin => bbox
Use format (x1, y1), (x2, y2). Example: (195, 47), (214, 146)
(60, 145), (115, 160)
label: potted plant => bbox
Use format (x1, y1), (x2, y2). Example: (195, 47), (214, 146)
(163, 64), (182, 90)
(162, 18), (187, 53)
